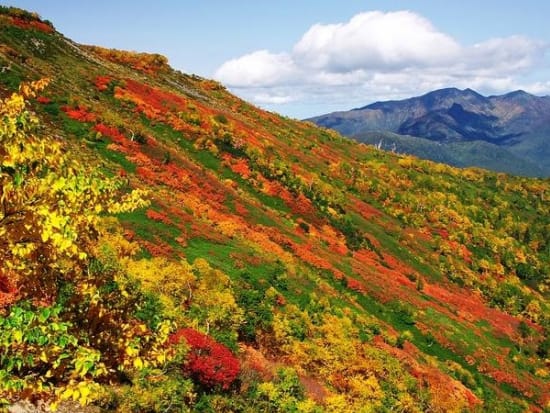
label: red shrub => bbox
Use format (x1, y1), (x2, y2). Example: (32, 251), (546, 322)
(136, 166), (156, 182)
(146, 209), (172, 225)
(346, 277), (365, 293)
(94, 75), (112, 91)
(234, 201), (249, 217)
(36, 96), (51, 104)
(119, 79), (187, 113)
(11, 17), (54, 33)
(141, 239), (173, 257)
(229, 158), (251, 179)
(275, 295), (286, 306)
(93, 123), (127, 145)
(169, 328), (240, 390)
(61, 105), (96, 122)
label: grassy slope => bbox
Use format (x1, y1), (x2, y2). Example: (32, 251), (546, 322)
(1, 11), (549, 411)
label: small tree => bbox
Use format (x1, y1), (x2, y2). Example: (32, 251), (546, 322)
(0, 80), (160, 408)
(0, 79), (148, 303)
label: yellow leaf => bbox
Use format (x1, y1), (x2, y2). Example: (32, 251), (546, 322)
(13, 330), (23, 343)
(133, 357), (144, 369)
(60, 388), (73, 400)
(156, 352), (166, 364)
(41, 229), (51, 242)
(125, 346), (138, 357)
(78, 384), (91, 404)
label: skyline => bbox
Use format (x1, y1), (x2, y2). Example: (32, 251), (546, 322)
(2, 1), (550, 118)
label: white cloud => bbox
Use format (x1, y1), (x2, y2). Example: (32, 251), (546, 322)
(252, 92), (297, 104)
(293, 11), (461, 72)
(214, 11), (549, 117)
(516, 80), (550, 95)
(464, 36), (545, 74)
(214, 50), (300, 87)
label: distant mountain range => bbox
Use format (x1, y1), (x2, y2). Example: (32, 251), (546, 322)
(308, 88), (550, 176)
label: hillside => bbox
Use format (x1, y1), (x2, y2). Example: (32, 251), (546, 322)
(309, 88), (550, 177)
(1, 7), (550, 412)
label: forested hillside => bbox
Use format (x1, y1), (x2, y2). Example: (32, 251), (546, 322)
(1, 8), (549, 412)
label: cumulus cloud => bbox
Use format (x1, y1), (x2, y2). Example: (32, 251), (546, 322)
(214, 11), (549, 117)
(214, 50), (300, 87)
(292, 11), (461, 72)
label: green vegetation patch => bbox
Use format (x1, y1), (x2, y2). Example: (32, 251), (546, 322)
(93, 140), (136, 173)
(118, 208), (180, 240)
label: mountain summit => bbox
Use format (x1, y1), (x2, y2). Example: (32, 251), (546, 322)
(309, 88), (550, 176)
(1, 7), (549, 412)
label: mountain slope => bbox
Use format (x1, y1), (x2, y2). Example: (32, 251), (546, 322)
(309, 88), (550, 176)
(1, 8), (550, 412)
(355, 131), (544, 177)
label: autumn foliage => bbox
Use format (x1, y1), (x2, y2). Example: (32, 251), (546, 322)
(61, 105), (97, 122)
(0, 80), (164, 408)
(10, 16), (53, 33)
(1, 12), (549, 412)
(1, 7), (54, 33)
(169, 328), (240, 390)
(86, 46), (169, 75)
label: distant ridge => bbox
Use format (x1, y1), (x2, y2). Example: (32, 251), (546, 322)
(309, 88), (550, 176)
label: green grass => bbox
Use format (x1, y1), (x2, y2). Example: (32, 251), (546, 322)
(146, 120), (222, 171)
(246, 204), (280, 227)
(41, 100), (60, 116)
(184, 237), (315, 308)
(0, 57), (24, 90)
(184, 237), (240, 276)
(62, 116), (90, 139)
(352, 212), (442, 281)
(60, 115), (137, 173)
(118, 208), (180, 241)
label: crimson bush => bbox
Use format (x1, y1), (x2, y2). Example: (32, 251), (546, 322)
(169, 328), (240, 390)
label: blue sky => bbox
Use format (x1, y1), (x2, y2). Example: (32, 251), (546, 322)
(3, 1), (550, 118)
